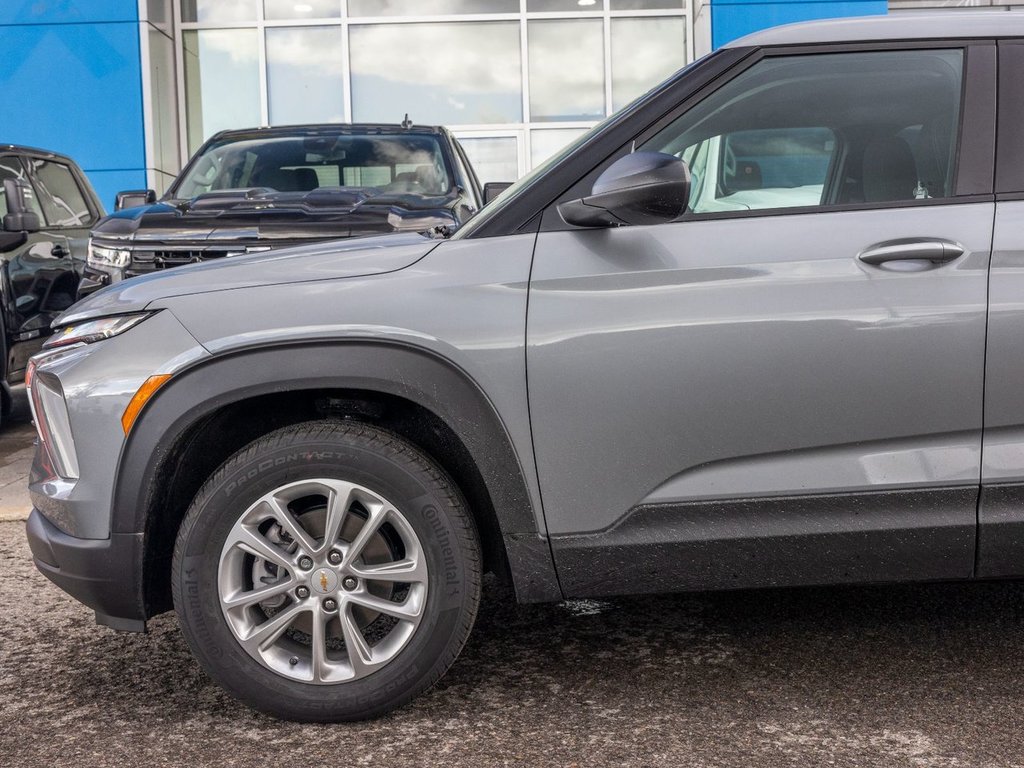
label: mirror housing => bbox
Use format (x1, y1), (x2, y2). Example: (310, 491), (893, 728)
(557, 151), (691, 228)
(0, 232), (27, 253)
(483, 181), (512, 205)
(115, 189), (157, 211)
(2, 178), (41, 233)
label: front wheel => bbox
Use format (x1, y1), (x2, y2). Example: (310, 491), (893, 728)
(172, 420), (481, 721)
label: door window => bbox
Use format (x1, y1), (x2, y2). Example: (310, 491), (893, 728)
(26, 159), (93, 227)
(0, 156), (45, 220)
(642, 49), (964, 214)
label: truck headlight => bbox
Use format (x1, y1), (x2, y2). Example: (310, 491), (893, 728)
(88, 241), (132, 269)
(44, 313), (151, 350)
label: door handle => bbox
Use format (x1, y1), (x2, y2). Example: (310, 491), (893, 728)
(858, 239), (964, 266)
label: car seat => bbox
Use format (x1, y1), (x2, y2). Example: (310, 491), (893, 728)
(861, 136), (918, 202)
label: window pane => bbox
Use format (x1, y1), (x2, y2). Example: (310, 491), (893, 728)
(642, 50), (965, 212)
(457, 136), (518, 185)
(610, 17), (686, 112)
(531, 128), (587, 166)
(528, 20), (604, 122)
(348, 0), (518, 15)
(350, 23), (522, 125)
(264, 0), (340, 19)
(183, 29), (261, 153)
(148, 28), (179, 186)
(267, 27), (345, 124)
(528, 0), (604, 10)
(610, 0), (681, 8)
(0, 157), (43, 220)
(27, 160), (91, 227)
(180, 0), (257, 22)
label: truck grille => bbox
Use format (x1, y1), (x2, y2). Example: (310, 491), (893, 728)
(124, 246), (249, 277)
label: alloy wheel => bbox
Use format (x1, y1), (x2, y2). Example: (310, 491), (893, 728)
(217, 478), (428, 684)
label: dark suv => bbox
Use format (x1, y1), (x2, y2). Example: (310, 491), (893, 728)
(0, 145), (102, 412)
(26, 13), (1024, 723)
(81, 124), (488, 295)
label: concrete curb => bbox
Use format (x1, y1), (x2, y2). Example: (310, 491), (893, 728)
(0, 507), (29, 522)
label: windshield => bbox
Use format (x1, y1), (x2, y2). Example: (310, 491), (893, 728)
(172, 133), (452, 199)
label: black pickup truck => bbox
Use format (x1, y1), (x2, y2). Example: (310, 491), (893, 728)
(0, 145), (103, 411)
(82, 123), (504, 294)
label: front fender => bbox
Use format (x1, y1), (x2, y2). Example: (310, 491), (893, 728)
(112, 340), (561, 603)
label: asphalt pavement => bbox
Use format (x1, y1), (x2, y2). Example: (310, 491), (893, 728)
(2, 517), (1024, 767)
(0, 388), (34, 522)
(1, 392), (1024, 767)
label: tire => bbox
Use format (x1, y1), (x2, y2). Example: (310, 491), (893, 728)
(171, 419), (481, 722)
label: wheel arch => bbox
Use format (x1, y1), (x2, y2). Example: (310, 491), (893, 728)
(111, 340), (562, 618)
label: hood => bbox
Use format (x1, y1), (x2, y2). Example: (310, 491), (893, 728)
(60, 232), (440, 325)
(92, 187), (460, 244)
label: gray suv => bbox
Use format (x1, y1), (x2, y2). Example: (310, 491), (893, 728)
(24, 14), (1024, 721)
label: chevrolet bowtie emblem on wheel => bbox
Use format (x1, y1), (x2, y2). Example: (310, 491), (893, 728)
(311, 568), (339, 594)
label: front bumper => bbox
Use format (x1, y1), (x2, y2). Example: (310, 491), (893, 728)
(24, 309), (210, 630)
(27, 509), (147, 631)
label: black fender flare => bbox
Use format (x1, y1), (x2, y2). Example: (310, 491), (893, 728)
(111, 339), (562, 602)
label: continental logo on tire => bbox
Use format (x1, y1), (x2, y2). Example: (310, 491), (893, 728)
(423, 505), (459, 597)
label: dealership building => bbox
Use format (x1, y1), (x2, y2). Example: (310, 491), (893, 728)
(0, 0), (1001, 209)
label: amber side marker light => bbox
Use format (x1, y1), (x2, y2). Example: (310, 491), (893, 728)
(121, 374), (172, 434)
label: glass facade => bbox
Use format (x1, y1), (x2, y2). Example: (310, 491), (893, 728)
(177, 0), (691, 183)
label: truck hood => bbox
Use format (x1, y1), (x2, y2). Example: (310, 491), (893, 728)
(59, 232), (440, 325)
(92, 187), (460, 244)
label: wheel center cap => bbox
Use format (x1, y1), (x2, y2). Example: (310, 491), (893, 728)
(311, 567), (339, 594)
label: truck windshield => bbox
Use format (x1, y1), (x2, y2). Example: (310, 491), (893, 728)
(172, 133), (452, 199)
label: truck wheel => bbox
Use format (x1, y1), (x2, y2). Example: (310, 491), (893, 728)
(171, 420), (481, 721)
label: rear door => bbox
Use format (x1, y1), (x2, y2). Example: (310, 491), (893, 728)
(979, 40), (1024, 576)
(526, 43), (996, 596)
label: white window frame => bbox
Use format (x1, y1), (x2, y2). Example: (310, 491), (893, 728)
(173, 0), (694, 174)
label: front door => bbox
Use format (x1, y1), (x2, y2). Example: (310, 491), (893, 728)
(0, 155), (76, 381)
(527, 44), (996, 596)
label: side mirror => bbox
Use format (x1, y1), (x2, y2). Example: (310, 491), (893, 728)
(2, 178), (41, 233)
(557, 151), (690, 228)
(115, 189), (157, 211)
(483, 182), (512, 205)
(0, 232), (27, 253)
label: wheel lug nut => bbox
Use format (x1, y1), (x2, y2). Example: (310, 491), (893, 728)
(296, 586), (310, 599)
(342, 576), (358, 591)
(298, 556), (314, 570)
(328, 550), (343, 565)
(323, 598), (337, 612)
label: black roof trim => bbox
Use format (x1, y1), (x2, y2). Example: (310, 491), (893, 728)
(0, 144), (73, 162)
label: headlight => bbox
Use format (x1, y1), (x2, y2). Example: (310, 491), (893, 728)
(44, 313), (151, 350)
(88, 241), (132, 269)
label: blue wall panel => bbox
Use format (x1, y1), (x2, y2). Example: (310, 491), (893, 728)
(0, 0), (145, 212)
(0, 0), (138, 25)
(712, 0), (888, 50)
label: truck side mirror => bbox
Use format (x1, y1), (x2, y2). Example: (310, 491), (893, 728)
(115, 189), (157, 211)
(2, 178), (41, 233)
(483, 182), (512, 205)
